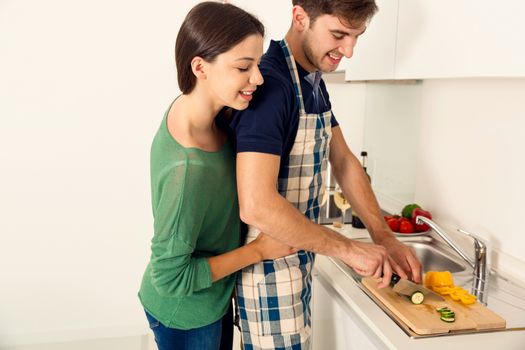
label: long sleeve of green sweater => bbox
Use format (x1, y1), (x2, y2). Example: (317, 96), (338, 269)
(148, 161), (212, 297)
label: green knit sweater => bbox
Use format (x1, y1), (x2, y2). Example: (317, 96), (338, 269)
(139, 109), (240, 329)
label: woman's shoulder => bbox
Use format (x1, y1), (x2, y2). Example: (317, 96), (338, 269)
(152, 145), (231, 183)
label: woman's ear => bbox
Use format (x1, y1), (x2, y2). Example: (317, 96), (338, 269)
(191, 56), (207, 80)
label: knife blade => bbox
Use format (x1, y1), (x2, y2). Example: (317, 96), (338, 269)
(390, 273), (445, 301)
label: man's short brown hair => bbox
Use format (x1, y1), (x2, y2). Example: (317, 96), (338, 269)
(292, 0), (378, 26)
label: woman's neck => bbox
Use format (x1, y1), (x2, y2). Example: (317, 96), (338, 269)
(167, 88), (226, 151)
(180, 86), (222, 131)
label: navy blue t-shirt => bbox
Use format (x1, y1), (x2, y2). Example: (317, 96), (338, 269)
(229, 40), (338, 165)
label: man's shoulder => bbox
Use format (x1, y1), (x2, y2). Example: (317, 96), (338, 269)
(247, 55), (295, 110)
(258, 40), (293, 89)
(259, 58), (292, 92)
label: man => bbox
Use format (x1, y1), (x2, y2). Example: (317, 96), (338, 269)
(230, 1), (422, 349)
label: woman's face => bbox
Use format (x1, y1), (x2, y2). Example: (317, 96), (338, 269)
(203, 34), (264, 111)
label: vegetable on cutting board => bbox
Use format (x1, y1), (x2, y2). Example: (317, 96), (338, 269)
(436, 307), (456, 323)
(425, 271), (477, 305)
(409, 291), (425, 304)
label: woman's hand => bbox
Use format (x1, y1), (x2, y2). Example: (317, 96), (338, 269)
(252, 232), (297, 261)
(208, 232), (296, 282)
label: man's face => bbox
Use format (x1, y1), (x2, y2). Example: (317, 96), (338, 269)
(302, 14), (367, 73)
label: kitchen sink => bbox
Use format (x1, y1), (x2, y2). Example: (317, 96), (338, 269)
(351, 235), (468, 274)
(404, 240), (466, 273)
(328, 234), (525, 336)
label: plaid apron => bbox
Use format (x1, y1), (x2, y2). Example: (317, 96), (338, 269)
(236, 39), (332, 350)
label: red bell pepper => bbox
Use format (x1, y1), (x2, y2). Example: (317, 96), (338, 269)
(411, 208), (432, 232)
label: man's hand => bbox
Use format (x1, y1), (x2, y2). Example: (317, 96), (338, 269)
(376, 235), (422, 283)
(339, 240), (404, 289)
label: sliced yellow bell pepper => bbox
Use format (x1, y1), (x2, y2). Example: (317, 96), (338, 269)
(453, 287), (469, 295)
(449, 292), (461, 301)
(424, 271), (453, 288)
(432, 286), (454, 295)
(460, 294), (477, 305)
(424, 271), (477, 305)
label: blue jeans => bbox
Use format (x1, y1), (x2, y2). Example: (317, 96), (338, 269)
(145, 304), (233, 350)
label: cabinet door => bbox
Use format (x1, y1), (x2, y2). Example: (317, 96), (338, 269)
(345, 0), (398, 81)
(396, 0), (525, 79)
(312, 274), (383, 350)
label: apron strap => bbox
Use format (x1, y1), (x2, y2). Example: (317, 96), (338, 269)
(279, 39), (307, 116)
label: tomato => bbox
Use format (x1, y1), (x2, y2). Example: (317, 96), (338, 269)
(398, 220), (415, 233)
(386, 217), (400, 232)
(411, 208), (432, 232)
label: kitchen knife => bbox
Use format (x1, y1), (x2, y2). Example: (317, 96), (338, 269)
(390, 273), (445, 301)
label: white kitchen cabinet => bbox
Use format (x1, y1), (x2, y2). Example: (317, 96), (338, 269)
(312, 273), (385, 350)
(344, 0), (398, 81)
(395, 0), (525, 79)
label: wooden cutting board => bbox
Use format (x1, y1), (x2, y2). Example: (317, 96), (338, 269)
(362, 277), (506, 335)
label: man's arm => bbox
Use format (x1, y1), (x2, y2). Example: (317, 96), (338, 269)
(236, 151), (397, 286)
(329, 126), (391, 240)
(329, 126), (422, 282)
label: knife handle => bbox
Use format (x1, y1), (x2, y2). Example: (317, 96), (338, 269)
(381, 272), (401, 286)
(390, 273), (401, 287)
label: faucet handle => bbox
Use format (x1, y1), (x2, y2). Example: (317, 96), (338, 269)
(457, 228), (486, 251)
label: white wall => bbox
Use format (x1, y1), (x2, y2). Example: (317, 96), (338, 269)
(0, 0), (201, 347)
(414, 78), (525, 280)
(324, 77), (366, 155)
(230, 0), (292, 49)
(362, 83), (422, 206)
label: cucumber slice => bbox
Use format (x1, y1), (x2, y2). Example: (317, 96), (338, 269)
(436, 307), (451, 312)
(440, 312), (456, 318)
(440, 316), (456, 323)
(410, 291), (425, 304)
(440, 310), (455, 314)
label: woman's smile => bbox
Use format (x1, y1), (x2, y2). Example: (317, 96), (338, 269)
(239, 90), (255, 101)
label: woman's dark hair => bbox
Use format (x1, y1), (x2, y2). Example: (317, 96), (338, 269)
(292, 0), (378, 27)
(175, 2), (265, 94)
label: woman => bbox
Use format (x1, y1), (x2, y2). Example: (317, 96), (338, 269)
(138, 2), (295, 350)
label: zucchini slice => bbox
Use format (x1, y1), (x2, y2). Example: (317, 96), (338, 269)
(436, 307), (450, 312)
(440, 316), (456, 323)
(410, 291), (425, 304)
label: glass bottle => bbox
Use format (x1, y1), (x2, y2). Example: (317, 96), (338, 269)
(352, 151), (369, 229)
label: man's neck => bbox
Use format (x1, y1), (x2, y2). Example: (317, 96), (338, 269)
(284, 29), (316, 73)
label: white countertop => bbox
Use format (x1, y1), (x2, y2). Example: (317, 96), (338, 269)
(314, 225), (525, 349)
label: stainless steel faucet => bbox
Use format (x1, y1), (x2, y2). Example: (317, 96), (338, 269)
(415, 216), (488, 305)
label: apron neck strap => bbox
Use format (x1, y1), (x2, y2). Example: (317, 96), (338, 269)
(279, 39), (306, 115)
